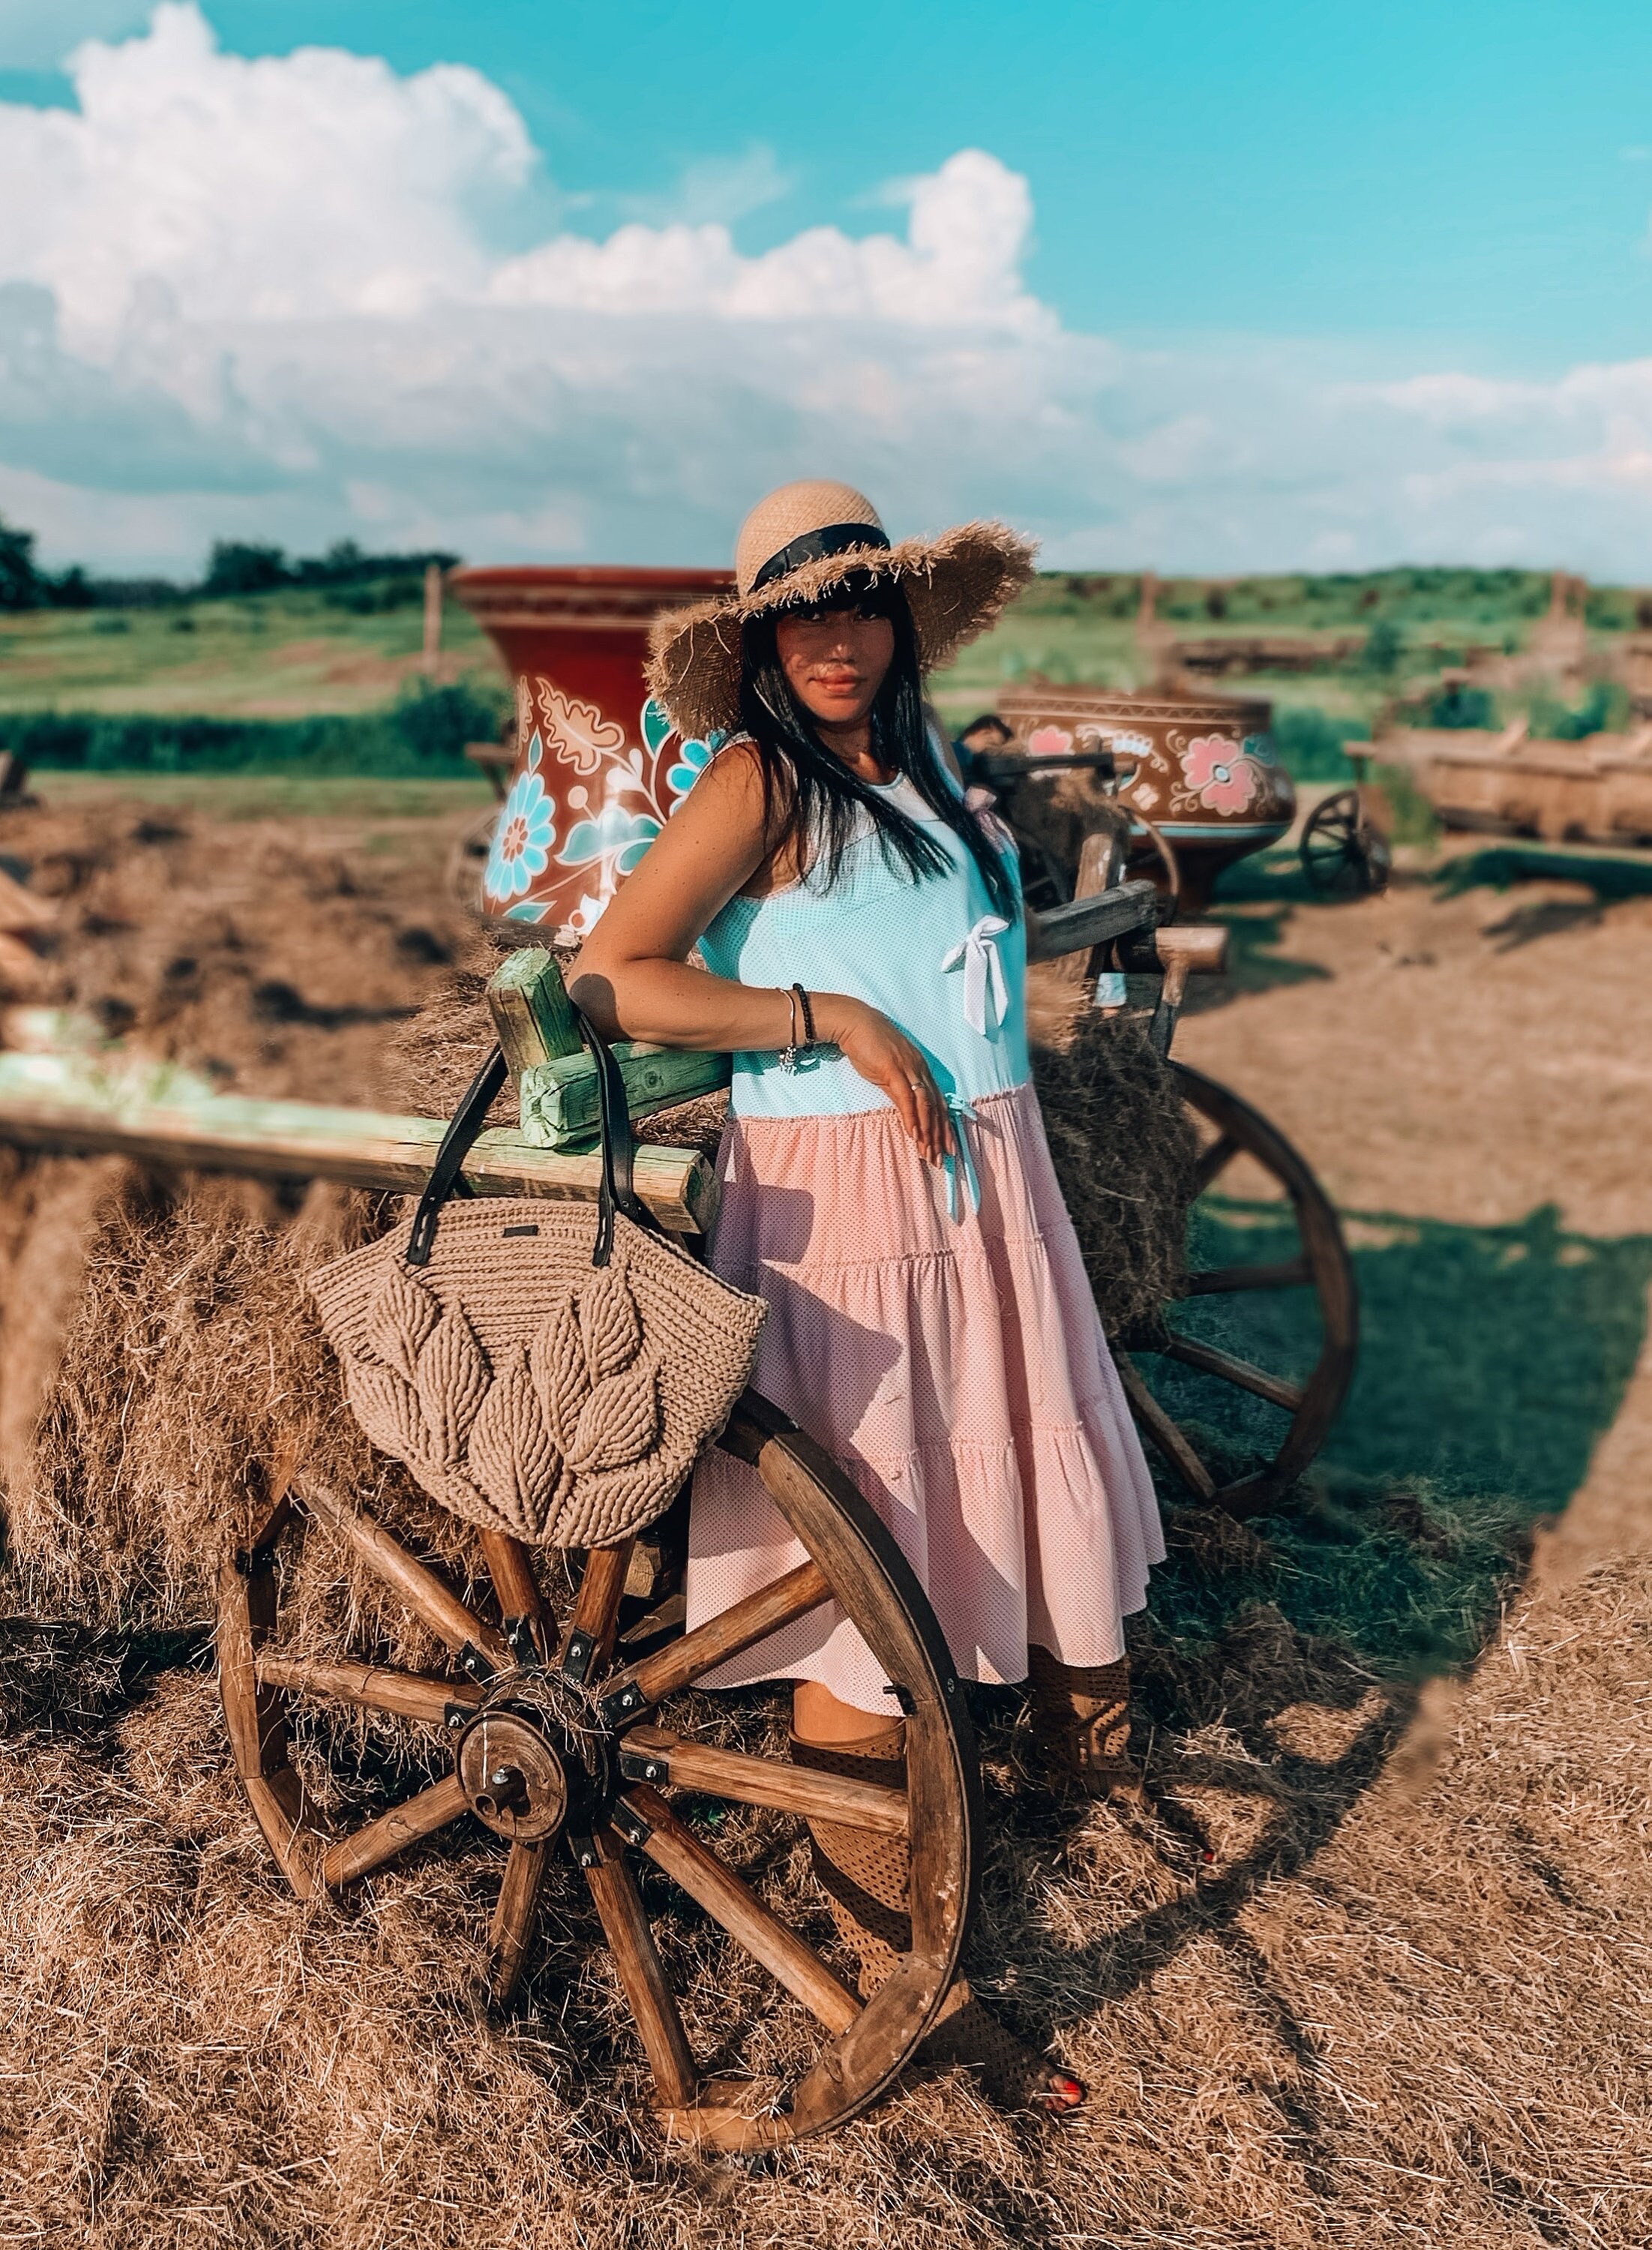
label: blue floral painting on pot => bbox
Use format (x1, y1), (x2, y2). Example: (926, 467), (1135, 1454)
(484, 759), (556, 906)
(559, 799), (661, 880)
(643, 695), (723, 806)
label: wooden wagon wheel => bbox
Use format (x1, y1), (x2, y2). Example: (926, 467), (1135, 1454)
(1125, 813), (1183, 919)
(1300, 788), (1391, 896)
(217, 1390), (977, 2152)
(1116, 1063), (1357, 1516)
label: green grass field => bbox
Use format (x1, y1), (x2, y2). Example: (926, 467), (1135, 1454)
(0, 587), (498, 717)
(1, 565), (1636, 780)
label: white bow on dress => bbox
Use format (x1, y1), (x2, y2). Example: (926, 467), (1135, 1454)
(941, 914), (1011, 1036)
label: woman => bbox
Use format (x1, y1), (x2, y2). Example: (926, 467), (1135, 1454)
(573, 481), (1164, 2102)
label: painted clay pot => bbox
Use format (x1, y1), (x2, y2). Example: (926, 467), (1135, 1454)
(448, 566), (733, 940)
(995, 685), (1296, 908)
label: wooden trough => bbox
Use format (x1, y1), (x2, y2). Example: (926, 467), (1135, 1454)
(1375, 722), (1652, 847)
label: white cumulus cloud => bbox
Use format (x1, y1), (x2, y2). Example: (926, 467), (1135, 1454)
(0, 4), (1645, 580)
(0, 2), (532, 337)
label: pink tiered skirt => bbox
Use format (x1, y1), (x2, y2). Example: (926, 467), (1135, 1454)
(686, 1083), (1164, 1713)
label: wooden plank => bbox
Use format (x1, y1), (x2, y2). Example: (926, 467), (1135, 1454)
(487, 947), (582, 1076)
(1050, 823), (1122, 991)
(300, 1485), (511, 1666)
(0, 1053), (716, 1234)
(607, 1558), (831, 1716)
(519, 1043), (730, 1149)
(622, 1725), (908, 1836)
(583, 1836), (699, 2109)
(1026, 878), (1159, 963)
(625, 1786), (859, 2035)
(320, 1772), (469, 1888)
(256, 1654), (482, 1724)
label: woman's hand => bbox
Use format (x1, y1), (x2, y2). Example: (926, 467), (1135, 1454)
(813, 994), (955, 1166)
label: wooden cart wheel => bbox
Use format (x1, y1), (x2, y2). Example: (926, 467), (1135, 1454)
(1300, 789), (1390, 896)
(1117, 1063), (1357, 1516)
(1125, 813), (1183, 920)
(217, 1391), (977, 2151)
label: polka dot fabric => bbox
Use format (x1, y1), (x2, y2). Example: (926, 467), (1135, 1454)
(687, 1083), (1164, 1713)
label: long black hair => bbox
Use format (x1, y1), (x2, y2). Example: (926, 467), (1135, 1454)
(736, 572), (1016, 919)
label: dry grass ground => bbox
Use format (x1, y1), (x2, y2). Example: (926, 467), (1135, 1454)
(0, 790), (1648, 2248)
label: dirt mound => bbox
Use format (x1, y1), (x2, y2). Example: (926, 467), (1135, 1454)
(0, 791), (475, 1102)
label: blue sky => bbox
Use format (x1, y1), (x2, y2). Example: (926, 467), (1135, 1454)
(1, 1), (1651, 575)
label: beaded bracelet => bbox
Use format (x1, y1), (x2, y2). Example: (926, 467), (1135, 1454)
(778, 981), (817, 1074)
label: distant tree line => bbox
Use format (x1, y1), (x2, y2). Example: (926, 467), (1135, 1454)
(0, 516), (459, 614)
(0, 678), (507, 777)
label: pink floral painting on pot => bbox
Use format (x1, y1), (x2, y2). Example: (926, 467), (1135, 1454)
(1025, 725), (1075, 759)
(1183, 735), (1261, 814)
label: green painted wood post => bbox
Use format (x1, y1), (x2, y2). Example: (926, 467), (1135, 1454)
(519, 1043), (730, 1148)
(486, 948), (583, 1077)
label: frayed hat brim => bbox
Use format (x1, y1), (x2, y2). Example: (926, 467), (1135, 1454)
(645, 520), (1037, 743)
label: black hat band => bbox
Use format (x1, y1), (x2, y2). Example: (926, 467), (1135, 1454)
(751, 520), (892, 593)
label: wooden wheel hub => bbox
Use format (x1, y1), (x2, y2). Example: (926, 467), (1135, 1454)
(457, 1708), (574, 1843)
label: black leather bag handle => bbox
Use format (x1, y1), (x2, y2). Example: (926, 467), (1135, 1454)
(573, 1002), (658, 1265)
(406, 1044), (508, 1267)
(403, 1012), (658, 1270)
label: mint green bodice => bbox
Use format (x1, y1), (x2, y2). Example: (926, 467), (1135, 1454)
(697, 777), (1028, 1124)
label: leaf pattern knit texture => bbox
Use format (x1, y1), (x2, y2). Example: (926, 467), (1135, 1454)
(308, 1200), (765, 1548)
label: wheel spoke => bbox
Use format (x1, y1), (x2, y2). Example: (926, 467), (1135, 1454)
(478, 1528), (549, 1660)
(583, 1835), (699, 2110)
(622, 1786), (860, 2035)
(300, 1484), (509, 1667)
(1192, 1131), (1239, 1194)
(1156, 1330), (1306, 1412)
(319, 1772), (469, 1888)
(602, 1558), (831, 1720)
(559, 1539), (635, 1681)
(1180, 1257), (1311, 1295)
(1114, 1351), (1216, 1502)
(256, 1654), (481, 1724)
(620, 1725), (908, 1836)
(490, 1840), (550, 2007)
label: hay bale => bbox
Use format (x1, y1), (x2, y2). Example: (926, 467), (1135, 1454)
(1030, 1008), (1199, 1339)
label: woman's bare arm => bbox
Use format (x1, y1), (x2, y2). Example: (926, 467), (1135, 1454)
(570, 743), (955, 1163)
(569, 745), (791, 1051)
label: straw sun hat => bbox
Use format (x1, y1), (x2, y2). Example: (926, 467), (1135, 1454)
(645, 479), (1037, 742)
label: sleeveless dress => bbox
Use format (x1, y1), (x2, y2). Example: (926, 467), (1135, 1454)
(686, 772), (1164, 1714)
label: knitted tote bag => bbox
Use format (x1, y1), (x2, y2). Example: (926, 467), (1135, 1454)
(309, 1012), (765, 1550)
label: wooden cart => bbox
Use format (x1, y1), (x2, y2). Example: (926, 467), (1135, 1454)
(0, 879), (1250, 2149)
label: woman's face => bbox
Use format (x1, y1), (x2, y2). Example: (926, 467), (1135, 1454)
(775, 602), (895, 732)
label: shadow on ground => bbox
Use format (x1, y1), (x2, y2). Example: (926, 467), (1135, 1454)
(965, 1198), (1652, 2062)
